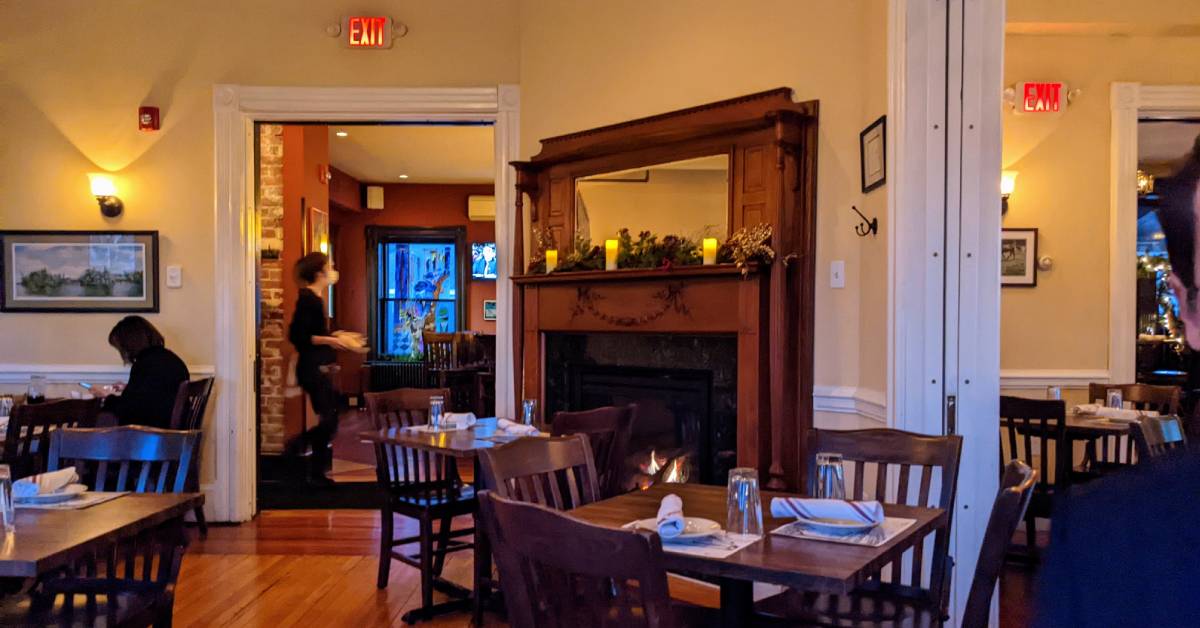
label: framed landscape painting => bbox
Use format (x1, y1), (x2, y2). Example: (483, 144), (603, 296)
(1001, 228), (1037, 287)
(0, 230), (159, 312)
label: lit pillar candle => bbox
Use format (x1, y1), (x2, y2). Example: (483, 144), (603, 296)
(545, 249), (558, 272)
(605, 239), (618, 270)
(702, 238), (718, 265)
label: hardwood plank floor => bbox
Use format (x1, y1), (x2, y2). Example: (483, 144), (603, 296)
(175, 509), (1034, 627)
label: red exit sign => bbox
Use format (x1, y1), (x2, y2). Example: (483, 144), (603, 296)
(1016, 82), (1065, 113)
(345, 15), (392, 49)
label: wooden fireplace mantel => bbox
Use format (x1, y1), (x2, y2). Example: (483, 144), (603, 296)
(510, 88), (818, 491)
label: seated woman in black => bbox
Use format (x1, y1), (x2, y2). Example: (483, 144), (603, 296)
(102, 316), (190, 429)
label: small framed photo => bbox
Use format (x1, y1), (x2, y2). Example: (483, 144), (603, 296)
(482, 299), (497, 321)
(0, 230), (159, 312)
(1001, 228), (1038, 287)
(860, 115), (887, 193)
(307, 205), (329, 254)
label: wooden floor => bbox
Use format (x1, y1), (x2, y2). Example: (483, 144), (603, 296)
(175, 509), (1036, 627)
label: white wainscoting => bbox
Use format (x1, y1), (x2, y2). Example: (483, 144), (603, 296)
(812, 386), (888, 427)
(0, 363), (215, 385)
(999, 369), (1110, 390)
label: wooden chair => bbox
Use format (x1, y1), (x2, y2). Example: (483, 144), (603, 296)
(999, 396), (1068, 561)
(551, 404), (637, 498)
(170, 377), (214, 537)
(477, 490), (678, 628)
(1130, 415), (1188, 461)
(1084, 383), (1181, 471)
(2, 398), (101, 478)
(422, 331), (458, 386)
(756, 461), (1037, 628)
(48, 426), (199, 493)
(478, 434), (600, 510)
(364, 389), (475, 620)
(754, 428), (963, 624)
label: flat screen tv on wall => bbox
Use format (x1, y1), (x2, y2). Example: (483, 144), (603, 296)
(471, 242), (497, 280)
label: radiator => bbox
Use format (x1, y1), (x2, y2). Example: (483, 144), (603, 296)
(367, 361), (427, 391)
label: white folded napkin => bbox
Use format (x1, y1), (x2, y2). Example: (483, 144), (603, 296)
(13, 468), (79, 499)
(770, 497), (885, 525)
(496, 418), (539, 436)
(1073, 404), (1159, 421)
(441, 412), (477, 429)
(656, 494), (685, 539)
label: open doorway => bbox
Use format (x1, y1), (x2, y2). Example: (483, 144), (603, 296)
(254, 122), (497, 507)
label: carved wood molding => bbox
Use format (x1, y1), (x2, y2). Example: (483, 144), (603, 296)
(569, 283), (691, 327)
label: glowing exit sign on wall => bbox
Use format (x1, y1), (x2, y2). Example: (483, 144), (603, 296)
(345, 15), (393, 48)
(1015, 82), (1066, 114)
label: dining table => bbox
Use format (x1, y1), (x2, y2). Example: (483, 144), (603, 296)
(0, 492), (203, 580)
(571, 483), (949, 627)
(359, 416), (539, 623)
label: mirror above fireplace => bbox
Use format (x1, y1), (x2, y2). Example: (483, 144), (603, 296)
(574, 154), (730, 243)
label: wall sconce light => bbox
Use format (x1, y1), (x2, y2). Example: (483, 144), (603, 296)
(88, 173), (124, 218)
(1137, 169), (1155, 196)
(1000, 170), (1018, 214)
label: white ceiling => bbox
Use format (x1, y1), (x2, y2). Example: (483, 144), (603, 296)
(1139, 121), (1200, 168)
(327, 124), (494, 184)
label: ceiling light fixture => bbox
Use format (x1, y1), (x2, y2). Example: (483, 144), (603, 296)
(336, 131), (348, 137)
(398, 174), (409, 179)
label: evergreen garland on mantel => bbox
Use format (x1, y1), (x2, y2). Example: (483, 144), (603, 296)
(526, 224), (775, 277)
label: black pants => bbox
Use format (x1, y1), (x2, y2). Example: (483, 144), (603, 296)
(294, 365), (340, 477)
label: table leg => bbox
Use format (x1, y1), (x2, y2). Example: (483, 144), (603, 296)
(473, 457), (492, 625)
(719, 578), (753, 627)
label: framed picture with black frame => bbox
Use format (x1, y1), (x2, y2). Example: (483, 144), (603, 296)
(1001, 228), (1038, 287)
(0, 230), (159, 313)
(860, 115), (887, 193)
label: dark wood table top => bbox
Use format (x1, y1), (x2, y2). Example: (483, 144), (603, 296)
(1063, 412), (1134, 437)
(0, 492), (203, 578)
(359, 417), (540, 459)
(570, 484), (947, 594)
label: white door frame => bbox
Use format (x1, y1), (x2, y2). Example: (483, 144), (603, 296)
(889, 1), (1004, 624)
(211, 85), (520, 522)
(1110, 84), (1200, 387)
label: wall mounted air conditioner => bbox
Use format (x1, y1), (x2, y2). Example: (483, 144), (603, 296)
(468, 195), (496, 221)
(366, 185), (385, 210)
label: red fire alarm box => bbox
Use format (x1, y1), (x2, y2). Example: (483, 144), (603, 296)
(138, 106), (160, 131)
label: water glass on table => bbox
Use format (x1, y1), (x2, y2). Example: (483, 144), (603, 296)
(815, 452), (847, 499)
(725, 467), (763, 536)
(428, 395), (445, 432)
(0, 465), (13, 534)
(1106, 390), (1124, 409)
(27, 375), (46, 404)
(521, 399), (538, 426)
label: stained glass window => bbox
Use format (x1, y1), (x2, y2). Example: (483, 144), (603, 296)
(376, 239), (460, 360)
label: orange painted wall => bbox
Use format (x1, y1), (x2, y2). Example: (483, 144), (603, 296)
(331, 183), (496, 343)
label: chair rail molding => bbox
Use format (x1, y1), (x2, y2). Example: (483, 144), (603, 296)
(812, 386), (887, 424)
(999, 369), (1111, 389)
(0, 363), (216, 385)
(213, 84), (520, 523)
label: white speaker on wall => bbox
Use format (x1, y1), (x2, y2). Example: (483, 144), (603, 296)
(366, 185), (385, 210)
(468, 195), (495, 221)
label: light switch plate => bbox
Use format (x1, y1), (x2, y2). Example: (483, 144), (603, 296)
(166, 265), (182, 288)
(830, 260), (845, 289)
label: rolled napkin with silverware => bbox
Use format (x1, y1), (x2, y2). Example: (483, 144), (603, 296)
(496, 418), (539, 436)
(441, 412), (477, 429)
(13, 468), (79, 499)
(656, 493), (686, 539)
(770, 497), (885, 526)
(1072, 404), (1158, 422)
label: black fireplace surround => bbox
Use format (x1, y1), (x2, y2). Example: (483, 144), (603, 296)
(543, 333), (737, 485)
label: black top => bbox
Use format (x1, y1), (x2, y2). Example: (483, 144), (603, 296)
(104, 345), (190, 429)
(1035, 451), (1200, 627)
(288, 289), (335, 373)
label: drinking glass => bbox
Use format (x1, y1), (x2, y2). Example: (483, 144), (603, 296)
(1046, 386), (1062, 401)
(0, 465), (13, 534)
(521, 399), (538, 426)
(428, 395), (445, 432)
(725, 467), (763, 536)
(815, 452), (847, 499)
(1106, 390), (1123, 409)
(27, 375), (46, 404)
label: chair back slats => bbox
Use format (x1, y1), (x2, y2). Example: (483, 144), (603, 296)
(1087, 382), (1180, 415)
(961, 461), (1037, 628)
(169, 377), (214, 431)
(1000, 396), (1068, 489)
(47, 426), (198, 494)
(479, 435), (600, 511)
(477, 491), (677, 628)
(365, 388), (463, 505)
(805, 428), (963, 609)
(422, 332), (459, 371)
(3, 399), (101, 478)
(1131, 415), (1188, 460)
(551, 404), (636, 499)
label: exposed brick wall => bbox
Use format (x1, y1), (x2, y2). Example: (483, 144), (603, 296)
(258, 124), (286, 453)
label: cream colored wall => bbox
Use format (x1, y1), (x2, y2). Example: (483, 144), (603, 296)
(519, 0), (890, 402)
(577, 169), (729, 243)
(1001, 32), (1200, 374)
(0, 0), (520, 368)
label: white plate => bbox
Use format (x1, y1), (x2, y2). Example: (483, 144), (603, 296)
(794, 516), (879, 536)
(15, 483), (88, 505)
(630, 517), (722, 540)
